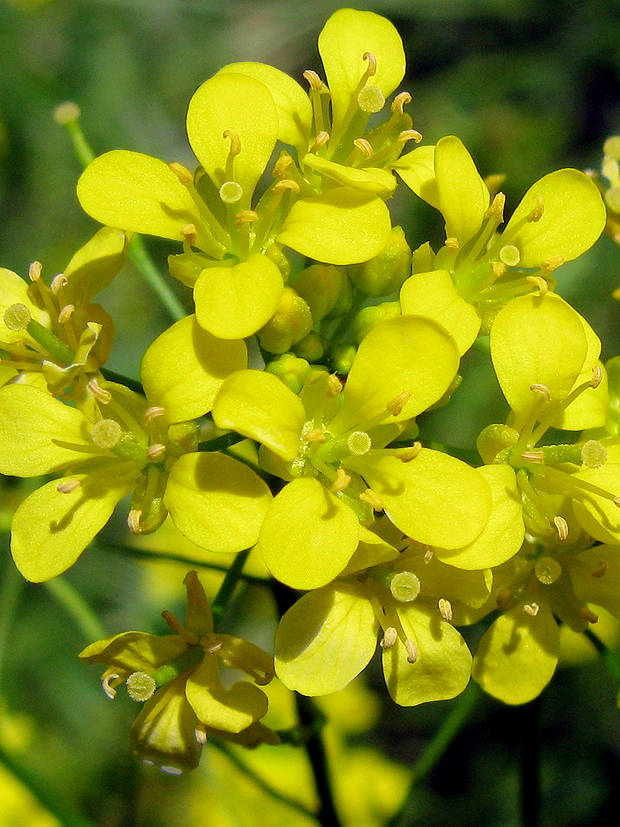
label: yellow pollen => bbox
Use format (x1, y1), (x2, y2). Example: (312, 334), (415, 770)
(273, 154), (294, 178)
(395, 442), (422, 462)
(147, 443), (166, 462)
(303, 428), (327, 444)
(181, 223), (197, 243)
(592, 560), (609, 578)
(57, 478), (81, 494)
(87, 378), (112, 404)
(29, 261), (42, 281)
(438, 598), (453, 622)
(168, 161), (193, 185)
(499, 244), (521, 267)
(387, 391), (411, 417)
(491, 260), (507, 279)
(523, 602), (540, 617)
(303, 69), (325, 91)
(310, 131), (330, 152)
(553, 515), (569, 541)
(102, 673), (120, 699)
(580, 607), (599, 624)
(195, 726), (208, 745)
(327, 374), (343, 396)
(380, 627), (398, 649)
(488, 192), (506, 221)
(51, 273), (68, 293)
(223, 129), (241, 157)
(526, 275), (549, 295)
(273, 179), (301, 194)
(527, 195), (544, 222)
(398, 129), (422, 143)
(330, 468), (351, 493)
(353, 138), (373, 157)
(445, 237), (459, 251)
(127, 509), (142, 534)
(236, 210), (259, 227)
(405, 639), (418, 664)
(590, 365), (603, 388)
(144, 406), (166, 425)
(219, 180), (243, 204)
(540, 255), (565, 274)
(359, 488), (384, 511)
(391, 92), (412, 114)
(530, 383), (551, 401)
(58, 304), (75, 324)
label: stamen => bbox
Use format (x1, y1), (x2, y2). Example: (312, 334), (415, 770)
(29, 261), (42, 281)
(391, 92), (412, 114)
(386, 391), (411, 417)
(526, 275), (549, 295)
(527, 195), (544, 222)
(303, 428), (327, 444)
(3, 303), (31, 331)
(438, 598), (453, 622)
(147, 443), (166, 462)
(521, 450), (545, 463)
(496, 587), (512, 609)
(398, 129), (422, 143)
(592, 560), (609, 578)
(445, 237), (459, 252)
(168, 161), (194, 185)
(487, 192), (506, 222)
(405, 639), (418, 664)
(102, 673), (120, 699)
(50, 273), (68, 293)
(534, 556), (562, 585)
(310, 131), (330, 153)
(57, 478), (81, 494)
(327, 374), (343, 395)
(491, 260), (507, 279)
(235, 210), (259, 227)
(362, 51), (378, 76)
(540, 256), (565, 275)
(590, 365), (603, 388)
(553, 515), (569, 541)
(87, 378), (112, 404)
(223, 129), (241, 158)
(359, 488), (384, 511)
(273, 179), (301, 195)
(395, 442), (422, 462)
(330, 468), (352, 493)
(195, 725), (208, 745)
(380, 626), (398, 649)
(523, 602), (540, 617)
(353, 138), (373, 157)
(144, 406), (166, 425)
(499, 244), (521, 267)
(181, 223), (197, 244)
(273, 154), (294, 178)
(126, 671), (157, 702)
(303, 70), (325, 92)
(424, 548), (434, 563)
(127, 508), (142, 534)
(530, 383), (551, 402)
(580, 607), (599, 624)
(205, 640), (223, 655)
(57, 304), (75, 324)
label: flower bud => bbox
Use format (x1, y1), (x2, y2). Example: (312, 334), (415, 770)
(264, 243), (291, 282)
(352, 301), (400, 344)
(265, 352), (312, 394)
(476, 423), (520, 465)
(257, 287), (313, 354)
(293, 264), (351, 321)
(329, 342), (357, 375)
(348, 226), (412, 297)
(293, 331), (325, 362)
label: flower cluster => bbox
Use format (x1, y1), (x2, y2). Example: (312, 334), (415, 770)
(2, 7), (619, 772)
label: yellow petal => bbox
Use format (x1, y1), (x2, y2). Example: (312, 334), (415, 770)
(435, 136), (489, 245)
(64, 226), (128, 306)
(185, 656), (267, 732)
(140, 315), (247, 422)
(571, 464), (620, 544)
(0, 268), (50, 345)
(393, 145), (439, 209)
(303, 154), (396, 196)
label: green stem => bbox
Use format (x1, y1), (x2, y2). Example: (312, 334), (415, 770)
(0, 559), (24, 689)
(583, 627), (620, 684)
(295, 693), (343, 827)
(0, 742), (94, 827)
(210, 548), (251, 629)
(211, 740), (316, 819)
(519, 696), (541, 827)
(128, 235), (186, 322)
(44, 576), (106, 641)
(197, 432), (246, 452)
(100, 367), (144, 395)
(387, 682), (480, 827)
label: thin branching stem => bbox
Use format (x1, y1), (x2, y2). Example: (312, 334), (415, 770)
(44, 576), (106, 641)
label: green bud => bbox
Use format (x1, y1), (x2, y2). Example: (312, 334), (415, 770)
(477, 423), (520, 465)
(330, 342), (357, 375)
(348, 226), (412, 297)
(293, 331), (324, 362)
(352, 301), (400, 344)
(258, 287), (313, 354)
(264, 243), (291, 282)
(292, 264), (351, 321)
(266, 352), (312, 394)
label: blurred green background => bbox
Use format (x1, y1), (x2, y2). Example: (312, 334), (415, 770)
(1, 0), (620, 824)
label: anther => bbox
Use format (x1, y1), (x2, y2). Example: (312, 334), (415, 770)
(359, 488), (384, 511)
(614, 496), (620, 508)
(353, 138), (373, 157)
(527, 195), (544, 223)
(58, 304), (75, 324)
(496, 587), (512, 609)
(144, 406), (166, 425)
(50, 273), (68, 293)
(87, 378), (112, 404)
(387, 391), (411, 417)
(181, 224), (197, 244)
(3, 303), (31, 331)
(303, 70), (325, 92)
(205, 640), (223, 655)
(195, 725), (208, 745)
(273, 154), (294, 178)
(521, 450), (545, 463)
(219, 180), (243, 204)
(273, 179), (301, 194)
(57, 478), (81, 494)
(592, 560), (609, 578)
(526, 275), (549, 295)
(28, 261), (42, 281)
(331, 468), (352, 493)
(424, 548), (434, 563)
(499, 244), (521, 267)
(127, 509), (142, 534)
(580, 607), (599, 624)
(491, 260), (507, 279)
(438, 598), (453, 622)
(327, 374), (343, 396)
(530, 383), (551, 402)
(391, 92), (412, 114)
(147, 443), (166, 462)
(102, 673), (120, 699)
(397, 129), (422, 143)
(380, 626), (398, 649)
(235, 210), (259, 227)
(303, 428), (327, 444)
(590, 365), (603, 388)
(126, 671), (157, 702)
(223, 130), (241, 157)
(445, 237), (459, 252)
(405, 639), (418, 664)
(540, 256), (565, 275)
(395, 443), (422, 462)
(553, 515), (569, 541)
(363, 51), (378, 75)
(523, 602), (540, 617)
(487, 192), (506, 221)
(168, 161), (194, 185)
